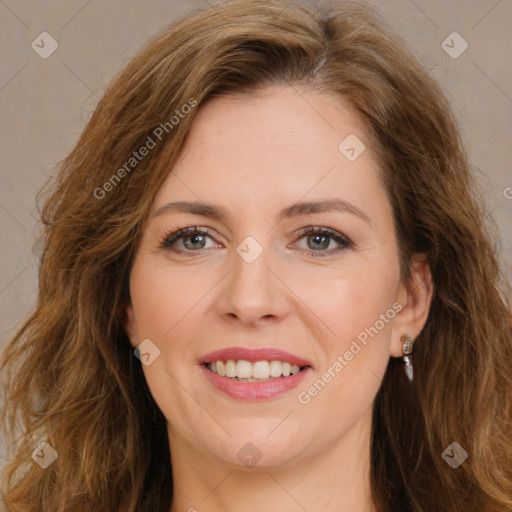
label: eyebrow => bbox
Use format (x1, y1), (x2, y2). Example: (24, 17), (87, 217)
(153, 198), (371, 224)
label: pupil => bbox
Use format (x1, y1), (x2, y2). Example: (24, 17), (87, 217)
(309, 234), (329, 250)
(186, 234), (204, 249)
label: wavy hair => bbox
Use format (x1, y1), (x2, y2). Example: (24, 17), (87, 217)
(1, 0), (511, 510)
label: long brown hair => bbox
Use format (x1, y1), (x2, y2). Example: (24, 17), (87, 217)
(1, 1), (511, 510)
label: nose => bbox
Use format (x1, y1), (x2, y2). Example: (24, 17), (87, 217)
(215, 235), (290, 327)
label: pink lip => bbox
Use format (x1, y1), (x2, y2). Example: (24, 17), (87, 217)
(198, 347), (313, 368)
(199, 364), (312, 401)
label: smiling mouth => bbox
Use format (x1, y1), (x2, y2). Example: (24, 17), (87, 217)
(203, 359), (309, 382)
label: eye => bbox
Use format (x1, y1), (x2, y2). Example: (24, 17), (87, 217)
(160, 226), (219, 254)
(160, 225), (353, 258)
(293, 226), (353, 258)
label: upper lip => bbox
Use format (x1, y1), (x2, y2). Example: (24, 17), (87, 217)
(198, 347), (313, 368)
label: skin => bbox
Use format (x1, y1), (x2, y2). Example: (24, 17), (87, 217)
(124, 85), (433, 512)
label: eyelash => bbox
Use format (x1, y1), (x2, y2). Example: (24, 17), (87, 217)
(159, 225), (353, 258)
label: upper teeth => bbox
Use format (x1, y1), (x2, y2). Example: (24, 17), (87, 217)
(207, 359), (302, 379)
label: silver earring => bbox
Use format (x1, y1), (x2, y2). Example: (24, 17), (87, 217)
(401, 332), (414, 382)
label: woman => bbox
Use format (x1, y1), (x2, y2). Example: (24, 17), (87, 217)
(1, 0), (511, 510)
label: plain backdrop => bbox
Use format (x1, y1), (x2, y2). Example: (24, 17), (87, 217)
(1, 0), (511, 474)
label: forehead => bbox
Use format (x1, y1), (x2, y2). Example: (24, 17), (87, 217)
(151, 86), (387, 224)
(183, 86), (368, 164)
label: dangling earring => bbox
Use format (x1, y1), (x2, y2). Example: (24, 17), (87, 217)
(401, 332), (414, 382)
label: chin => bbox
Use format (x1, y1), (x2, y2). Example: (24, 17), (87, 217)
(201, 428), (310, 470)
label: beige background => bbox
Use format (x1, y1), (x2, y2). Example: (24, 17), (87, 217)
(0, 0), (511, 471)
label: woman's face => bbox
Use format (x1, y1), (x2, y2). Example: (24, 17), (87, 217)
(125, 85), (427, 470)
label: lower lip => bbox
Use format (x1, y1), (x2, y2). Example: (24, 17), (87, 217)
(199, 364), (311, 401)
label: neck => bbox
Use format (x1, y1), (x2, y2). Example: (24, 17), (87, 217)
(168, 407), (377, 512)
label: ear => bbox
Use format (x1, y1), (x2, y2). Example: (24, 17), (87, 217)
(123, 302), (139, 349)
(390, 253), (433, 357)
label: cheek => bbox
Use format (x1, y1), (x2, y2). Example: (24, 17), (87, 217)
(128, 258), (202, 341)
(128, 261), (204, 425)
(293, 257), (398, 406)
(293, 252), (399, 347)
